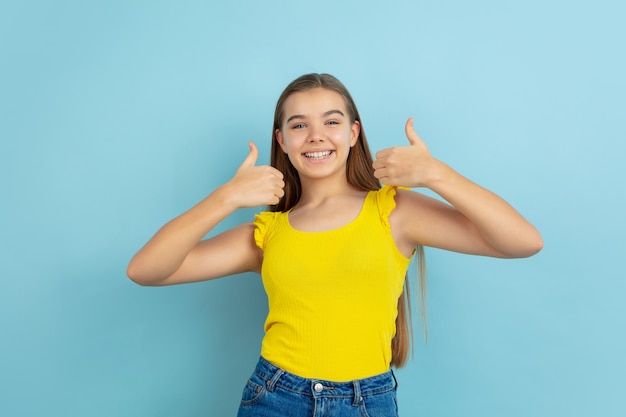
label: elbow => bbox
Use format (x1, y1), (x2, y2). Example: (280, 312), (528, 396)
(520, 235), (544, 258)
(126, 262), (159, 286)
(126, 263), (146, 286)
(533, 234), (544, 255)
(530, 234), (544, 256)
(126, 254), (176, 286)
(508, 232), (544, 259)
(525, 228), (544, 257)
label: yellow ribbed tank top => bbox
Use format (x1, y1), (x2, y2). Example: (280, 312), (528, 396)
(253, 185), (411, 381)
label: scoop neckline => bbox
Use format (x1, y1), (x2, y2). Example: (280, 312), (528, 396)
(285, 190), (373, 234)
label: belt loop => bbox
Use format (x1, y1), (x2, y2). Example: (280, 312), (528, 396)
(352, 379), (362, 406)
(265, 367), (284, 392)
(391, 369), (398, 390)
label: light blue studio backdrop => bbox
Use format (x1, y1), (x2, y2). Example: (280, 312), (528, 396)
(1, 0), (624, 416)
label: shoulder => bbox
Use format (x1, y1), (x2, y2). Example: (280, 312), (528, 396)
(254, 211), (280, 226)
(373, 185), (404, 209)
(393, 188), (462, 231)
(391, 187), (477, 252)
(253, 211), (283, 250)
(374, 186), (429, 218)
(393, 188), (451, 216)
(391, 187), (455, 238)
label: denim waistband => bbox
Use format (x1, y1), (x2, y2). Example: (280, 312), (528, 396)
(252, 356), (397, 403)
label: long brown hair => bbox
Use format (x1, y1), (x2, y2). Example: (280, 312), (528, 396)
(269, 73), (426, 367)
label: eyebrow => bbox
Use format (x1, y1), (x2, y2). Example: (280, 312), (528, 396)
(285, 109), (345, 124)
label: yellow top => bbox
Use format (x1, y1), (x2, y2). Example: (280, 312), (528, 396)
(253, 185), (412, 381)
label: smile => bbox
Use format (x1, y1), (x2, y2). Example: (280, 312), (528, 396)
(304, 150), (333, 159)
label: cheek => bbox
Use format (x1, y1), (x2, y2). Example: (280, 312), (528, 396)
(282, 134), (306, 152)
(333, 129), (355, 146)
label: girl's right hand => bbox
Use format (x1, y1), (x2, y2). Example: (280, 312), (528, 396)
(224, 142), (285, 208)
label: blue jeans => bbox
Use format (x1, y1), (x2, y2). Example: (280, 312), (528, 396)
(236, 357), (399, 417)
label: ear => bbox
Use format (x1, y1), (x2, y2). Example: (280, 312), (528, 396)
(275, 129), (288, 153)
(349, 120), (360, 147)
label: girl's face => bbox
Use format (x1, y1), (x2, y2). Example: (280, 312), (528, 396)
(275, 88), (360, 182)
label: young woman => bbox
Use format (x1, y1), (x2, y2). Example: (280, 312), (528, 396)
(127, 73), (543, 416)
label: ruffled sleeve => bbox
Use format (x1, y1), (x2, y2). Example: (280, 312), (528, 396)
(253, 212), (277, 250)
(376, 185), (410, 230)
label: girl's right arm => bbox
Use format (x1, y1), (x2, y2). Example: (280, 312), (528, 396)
(126, 142), (284, 286)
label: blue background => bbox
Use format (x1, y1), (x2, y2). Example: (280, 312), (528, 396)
(1, 1), (624, 416)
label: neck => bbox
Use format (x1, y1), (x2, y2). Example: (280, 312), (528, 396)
(297, 175), (357, 206)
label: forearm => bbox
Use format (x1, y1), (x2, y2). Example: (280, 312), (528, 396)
(126, 184), (238, 284)
(426, 160), (543, 258)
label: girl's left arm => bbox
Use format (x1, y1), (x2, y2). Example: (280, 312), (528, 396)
(373, 118), (543, 258)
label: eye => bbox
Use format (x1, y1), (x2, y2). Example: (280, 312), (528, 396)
(291, 123), (306, 129)
(326, 120), (339, 126)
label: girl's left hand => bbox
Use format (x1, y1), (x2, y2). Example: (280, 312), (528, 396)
(373, 118), (437, 188)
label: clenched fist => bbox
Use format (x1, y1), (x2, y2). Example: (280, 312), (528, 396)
(373, 118), (438, 188)
(226, 142), (285, 208)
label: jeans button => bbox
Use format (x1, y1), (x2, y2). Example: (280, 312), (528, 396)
(314, 383), (323, 393)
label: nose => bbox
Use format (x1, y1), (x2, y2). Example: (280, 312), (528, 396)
(307, 125), (324, 143)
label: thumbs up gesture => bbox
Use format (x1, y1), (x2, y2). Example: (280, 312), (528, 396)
(227, 142), (285, 208)
(373, 118), (437, 188)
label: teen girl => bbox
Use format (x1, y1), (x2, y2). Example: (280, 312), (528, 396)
(127, 73), (543, 416)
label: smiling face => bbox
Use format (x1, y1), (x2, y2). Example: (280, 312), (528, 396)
(275, 87), (360, 182)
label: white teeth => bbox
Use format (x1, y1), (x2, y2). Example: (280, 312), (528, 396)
(305, 151), (332, 159)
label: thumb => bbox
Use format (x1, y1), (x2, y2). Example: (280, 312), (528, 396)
(239, 142), (258, 170)
(405, 117), (421, 146)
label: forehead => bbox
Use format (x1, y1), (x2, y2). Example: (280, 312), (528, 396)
(282, 88), (348, 116)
